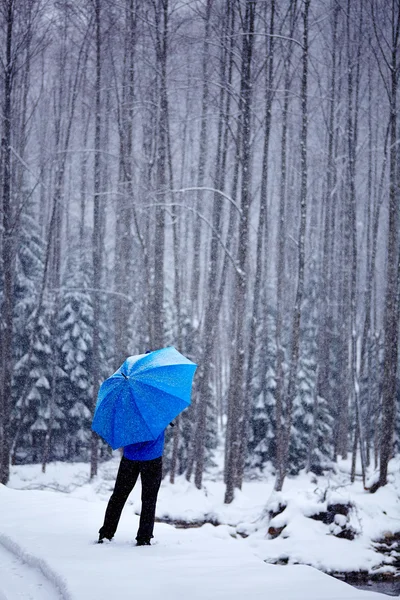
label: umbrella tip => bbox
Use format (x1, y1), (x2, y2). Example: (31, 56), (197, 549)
(121, 372), (128, 380)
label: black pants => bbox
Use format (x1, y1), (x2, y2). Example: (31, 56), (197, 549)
(99, 456), (162, 542)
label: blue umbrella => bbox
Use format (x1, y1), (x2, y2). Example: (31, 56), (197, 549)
(92, 347), (197, 450)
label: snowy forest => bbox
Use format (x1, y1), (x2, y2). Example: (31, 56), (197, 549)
(0, 0), (399, 505)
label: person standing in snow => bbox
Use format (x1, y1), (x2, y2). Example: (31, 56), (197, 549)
(98, 428), (166, 546)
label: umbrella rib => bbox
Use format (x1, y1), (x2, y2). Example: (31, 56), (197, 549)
(94, 380), (156, 445)
(128, 380), (161, 439)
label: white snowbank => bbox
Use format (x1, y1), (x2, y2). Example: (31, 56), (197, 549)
(2, 455), (399, 599)
(0, 481), (388, 600)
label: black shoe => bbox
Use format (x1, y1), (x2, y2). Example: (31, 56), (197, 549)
(98, 533), (113, 544)
(136, 539), (151, 546)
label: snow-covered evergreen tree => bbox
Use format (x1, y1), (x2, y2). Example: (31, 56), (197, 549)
(289, 354), (316, 474)
(11, 208), (53, 463)
(289, 260), (333, 475)
(247, 309), (277, 474)
(13, 308), (54, 463)
(58, 247), (94, 461)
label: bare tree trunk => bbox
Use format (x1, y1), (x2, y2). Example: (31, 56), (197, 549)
(274, 1), (297, 486)
(113, 0), (137, 366)
(186, 0), (235, 483)
(378, 3), (400, 488)
(336, 179), (350, 460)
(347, 0), (366, 486)
(166, 30), (181, 485)
(0, 0), (14, 484)
(236, 0), (276, 490)
(361, 57), (374, 468)
(225, 0), (255, 504)
(79, 84), (90, 251)
(90, 0), (103, 479)
(275, 0), (310, 493)
(213, 0), (238, 322)
(317, 0), (338, 412)
(350, 414), (359, 483)
(151, 0), (169, 349)
(190, 0), (213, 322)
(192, 1), (234, 488)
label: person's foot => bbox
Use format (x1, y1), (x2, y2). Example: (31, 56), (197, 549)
(136, 539), (151, 546)
(98, 532), (113, 544)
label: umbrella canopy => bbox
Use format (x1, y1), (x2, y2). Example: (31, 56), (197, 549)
(92, 347), (197, 450)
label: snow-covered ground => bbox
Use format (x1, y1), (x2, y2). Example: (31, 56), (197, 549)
(1, 454), (399, 599)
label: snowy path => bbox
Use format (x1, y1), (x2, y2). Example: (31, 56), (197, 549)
(0, 483), (390, 600)
(0, 538), (66, 600)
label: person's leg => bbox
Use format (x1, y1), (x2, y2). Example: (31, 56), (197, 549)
(136, 457), (162, 544)
(98, 456), (140, 541)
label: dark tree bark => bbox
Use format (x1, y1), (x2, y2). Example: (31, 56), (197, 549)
(0, 0), (15, 484)
(225, 0), (255, 504)
(190, 0), (213, 322)
(186, 0), (236, 484)
(274, 0), (297, 488)
(79, 66), (91, 251)
(150, 0), (169, 350)
(317, 0), (339, 416)
(377, 1), (400, 488)
(275, 0), (310, 493)
(113, 0), (137, 367)
(237, 0), (276, 489)
(347, 0), (366, 485)
(90, 0), (103, 479)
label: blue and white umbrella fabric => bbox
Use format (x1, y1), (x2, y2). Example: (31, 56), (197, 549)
(92, 347), (197, 450)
